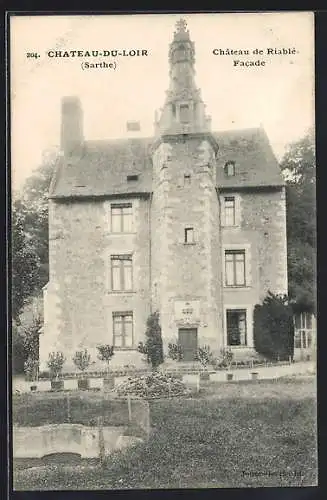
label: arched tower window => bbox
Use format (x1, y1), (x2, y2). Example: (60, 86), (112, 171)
(174, 44), (187, 62)
(180, 104), (190, 123)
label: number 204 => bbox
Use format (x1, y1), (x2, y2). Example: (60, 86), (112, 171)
(26, 52), (40, 58)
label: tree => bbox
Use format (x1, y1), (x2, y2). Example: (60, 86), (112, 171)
(253, 292), (294, 361)
(280, 132), (316, 312)
(18, 148), (60, 289)
(143, 311), (164, 370)
(12, 201), (40, 322)
(12, 151), (58, 373)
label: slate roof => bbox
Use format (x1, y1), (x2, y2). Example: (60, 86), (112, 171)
(214, 127), (284, 189)
(49, 127), (284, 199)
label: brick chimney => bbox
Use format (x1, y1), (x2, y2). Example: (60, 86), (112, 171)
(60, 96), (84, 156)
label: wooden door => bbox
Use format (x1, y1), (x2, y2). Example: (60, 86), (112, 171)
(178, 328), (198, 362)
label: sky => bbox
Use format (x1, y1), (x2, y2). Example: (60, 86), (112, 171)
(10, 12), (314, 190)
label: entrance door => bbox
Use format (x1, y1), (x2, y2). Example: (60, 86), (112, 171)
(178, 328), (198, 362)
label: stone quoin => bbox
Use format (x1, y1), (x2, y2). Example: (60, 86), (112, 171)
(39, 19), (288, 371)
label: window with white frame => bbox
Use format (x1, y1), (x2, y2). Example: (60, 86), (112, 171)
(226, 309), (247, 346)
(225, 250), (246, 286)
(224, 196), (236, 226)
(294, 312), (314, 349)
(111, 255), (133, 291)
(111, 203), (133, 233)
(113, 312), (133, 348)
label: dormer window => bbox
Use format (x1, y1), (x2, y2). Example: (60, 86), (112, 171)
(224, 161), (235, 177)
(179, 104), (190, 123)
(127, 174), (139, 182)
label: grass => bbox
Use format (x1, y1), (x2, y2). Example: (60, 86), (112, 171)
(12, 391), (145, 427)
(13, 377), (317, 490)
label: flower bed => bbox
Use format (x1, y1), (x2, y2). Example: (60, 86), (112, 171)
(114, 372), (191, 399)
(36, 359), (294, 381)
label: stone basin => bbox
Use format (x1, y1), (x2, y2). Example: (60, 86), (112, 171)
(13, 424), (143, 459)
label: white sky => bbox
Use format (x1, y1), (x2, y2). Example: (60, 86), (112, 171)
(10, 12), (314, 190)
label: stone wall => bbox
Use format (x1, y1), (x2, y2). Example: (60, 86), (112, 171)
(220, 187), (288, 349)
(40, 197), (150, 371)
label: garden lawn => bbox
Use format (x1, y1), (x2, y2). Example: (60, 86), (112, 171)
(13, 377), (317, 489)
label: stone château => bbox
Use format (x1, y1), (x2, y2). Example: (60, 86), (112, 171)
(40, 19), (288, 370)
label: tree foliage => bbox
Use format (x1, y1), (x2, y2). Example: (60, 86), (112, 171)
(47, 351), (66, 380)
(12, 201), (41, 322)
(96, 345), (115, 374)
(17, 148), (59, 288)
(253, 292), (294, 361)
(73, 349), (91, 372)
(280, 132), (316, 312)
(143, 311), (164, 370)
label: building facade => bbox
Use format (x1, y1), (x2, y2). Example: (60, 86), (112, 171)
(40, 20), (288, 370)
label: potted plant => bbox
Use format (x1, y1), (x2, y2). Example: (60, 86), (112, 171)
(47, 351), (66, 390)
(168, 342), (184, 362)
(24, 356), (39, 391)
(167, 342), (184, 379)
(220, 348), (234, 381)
(96, 345), (115, 391)
(196, 345), (214, 380)
(73, 349), (91, 390)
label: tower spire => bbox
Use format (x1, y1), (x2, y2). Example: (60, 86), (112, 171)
(155, 19), (211, 136)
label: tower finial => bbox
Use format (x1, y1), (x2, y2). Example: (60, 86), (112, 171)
(175, 18), (187, 33)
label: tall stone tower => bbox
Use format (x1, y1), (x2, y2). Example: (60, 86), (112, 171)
(151, 19), (224, 361)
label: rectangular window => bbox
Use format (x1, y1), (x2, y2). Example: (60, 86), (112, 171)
(184, 227), (194, 244)
(184, 174), (191, 185)
(180, 104), (190, 123)
(224, 197), (236, 226)
(227, 309), (247, 346)
(113, 312), (133, 348)
(111, 203), (133, 233)
(111, 255), (133, 291)
(294, 312), (314, 349)
(225, 250), (246, 286)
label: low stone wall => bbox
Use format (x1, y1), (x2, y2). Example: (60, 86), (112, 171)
(13, 424), (143, 459)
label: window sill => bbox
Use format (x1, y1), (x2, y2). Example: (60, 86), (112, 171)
(113, 347), (138, 351)
(183, 242), (196, 246)
(221, 225), (240, 229)
(108, 232), (137, 235)
(107, 290), (136, 294)
(227, 345), (252, 349)
(224, 285), (250, 289)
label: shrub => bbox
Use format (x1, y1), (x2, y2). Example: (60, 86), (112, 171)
(72, 349), (91, 373)
(96, 345), (114, 375)
(195, 345), (214, 368)
(220, 347), (234, 368)
(143, 312), (164, 371)
(168, 342), (183, 361)
(47, 352), (65, 380)
(253, 291), (294, 361)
